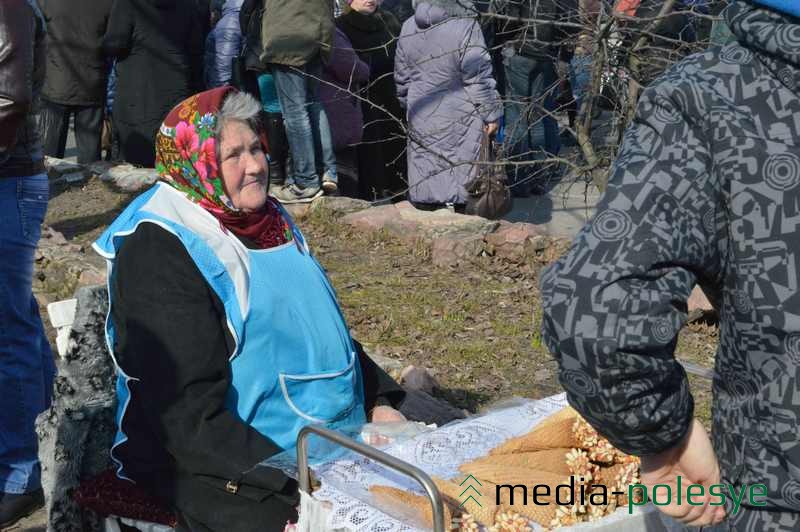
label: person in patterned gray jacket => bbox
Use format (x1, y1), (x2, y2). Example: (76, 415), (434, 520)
(541, 0), (800, 529)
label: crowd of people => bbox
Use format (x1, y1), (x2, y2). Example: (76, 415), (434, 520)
(8, 0), (800, 531)
(32, 0), (724, 206)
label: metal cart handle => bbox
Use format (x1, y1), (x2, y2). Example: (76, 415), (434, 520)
(297, 425), (447, 532)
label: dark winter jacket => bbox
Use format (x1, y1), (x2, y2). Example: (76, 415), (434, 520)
(541, 1), (800, 526)
(321, 29), (369, 151)
(239, 0), (265, 73)
(205, 0), (245, 87)
(103, 0), (204, 167)
(337, 6), (407, 196)
(259, 0), (335, 67)
(0, 0), (46, 178)
(497, 0), (560, 60)
(111, 222), (405, 532)
(39, 0), (113, 107)
(382, 0), (414, 22)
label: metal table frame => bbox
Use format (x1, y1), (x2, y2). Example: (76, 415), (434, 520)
(297, 425), (447, 532)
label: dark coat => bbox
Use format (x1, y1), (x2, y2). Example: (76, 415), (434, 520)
(0, 0), (46, 177)
(541, 2), (800, 527)
(497, 0), (559, 60)
(381, 0), (414, 23)
(39, 0), (114, 107)
(103, 0), (205, 167)
(336, 7), (407, 198)
(320, 29), (369, 151)
(239, 0), (264, 73)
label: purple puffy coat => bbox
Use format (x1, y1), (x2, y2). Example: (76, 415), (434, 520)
(321, 29), (370, 151)
(394, 0), (502, 205)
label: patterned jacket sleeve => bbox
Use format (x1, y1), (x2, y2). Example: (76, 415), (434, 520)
(539, 77), (720, 456)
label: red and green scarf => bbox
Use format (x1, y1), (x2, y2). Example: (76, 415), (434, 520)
(154, 86), (292, 248)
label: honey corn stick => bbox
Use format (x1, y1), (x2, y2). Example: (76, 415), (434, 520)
(489, 411), (578, 455)
(432, 476), (498, 527)
(370, 485), (454, 530)
(465, 449), (572, 476)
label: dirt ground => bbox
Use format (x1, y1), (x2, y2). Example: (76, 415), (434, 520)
(38, 176), (717, 422)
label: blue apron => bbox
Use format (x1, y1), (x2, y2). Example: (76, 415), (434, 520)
(94, 183), (367, 478)
(228, 216), (367, 451)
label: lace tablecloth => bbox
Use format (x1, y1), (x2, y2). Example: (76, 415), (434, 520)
(311, 394), (571, 531)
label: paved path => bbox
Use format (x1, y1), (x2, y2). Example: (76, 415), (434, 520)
(504, 177), (602, 240)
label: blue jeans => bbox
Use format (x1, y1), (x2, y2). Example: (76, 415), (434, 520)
(272, 59), (336, 189)
(0, 174), (55, 494)
(570, 54), (593, 123)
(503, 53), (561, 192)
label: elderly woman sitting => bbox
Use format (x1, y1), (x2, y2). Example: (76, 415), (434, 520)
(93, 87), (405, 532)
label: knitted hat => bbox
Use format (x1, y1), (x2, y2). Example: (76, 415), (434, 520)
(750, 0), (800, 18)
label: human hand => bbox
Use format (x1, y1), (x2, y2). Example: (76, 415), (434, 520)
(484, 122), (499, 137)
(369, 405), (407, 423)
(640, 419), (726, 527)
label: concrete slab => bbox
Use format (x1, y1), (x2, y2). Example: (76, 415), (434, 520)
(504, 177), (602, 240)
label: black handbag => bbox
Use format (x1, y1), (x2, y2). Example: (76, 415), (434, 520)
(464, 131), (513, 220)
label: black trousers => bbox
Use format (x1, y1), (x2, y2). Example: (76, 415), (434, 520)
(39, 100), (104, 164)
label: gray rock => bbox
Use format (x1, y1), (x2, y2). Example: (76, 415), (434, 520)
(342, 201), (497, 243)
(36, 227), (106, 300)
(37, 285), (115, 532)
(281, 202), (312, 220)
(485, 221), (545, 262)
(100, 164), (158, 192)
(310, 196), (371, 217)
(86, 161), (116, 176)
(45, 157), (83, 179)
(63, 171), (88, 184)
(431, 231), (486, 267)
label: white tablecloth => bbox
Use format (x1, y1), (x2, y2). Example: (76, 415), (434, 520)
(305, 394), (677, 531)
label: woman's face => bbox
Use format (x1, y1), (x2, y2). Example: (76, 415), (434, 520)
(218, 120), (269, 213)
(350, 0), (378, 14)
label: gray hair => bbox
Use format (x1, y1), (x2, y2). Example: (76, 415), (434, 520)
(214, 91), (263, 160)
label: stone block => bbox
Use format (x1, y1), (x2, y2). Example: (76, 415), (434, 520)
(485, 222), (544, 261)
(309, 196), (371, 217)
(282, 202), (312, 220)
(431, 231), (485, 267)
(341, 204), (400, 231)
(45, 157), (83, 179)
(100, 164), (158, 192)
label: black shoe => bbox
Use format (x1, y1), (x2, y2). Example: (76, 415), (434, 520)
(0, 488), (44, 528)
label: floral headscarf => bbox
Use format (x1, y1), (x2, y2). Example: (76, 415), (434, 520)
(155, 86), (292, 248)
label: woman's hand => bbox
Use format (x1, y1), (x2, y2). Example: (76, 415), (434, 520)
(369, 405), (406, 423)
(484, 121), (499, 137)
